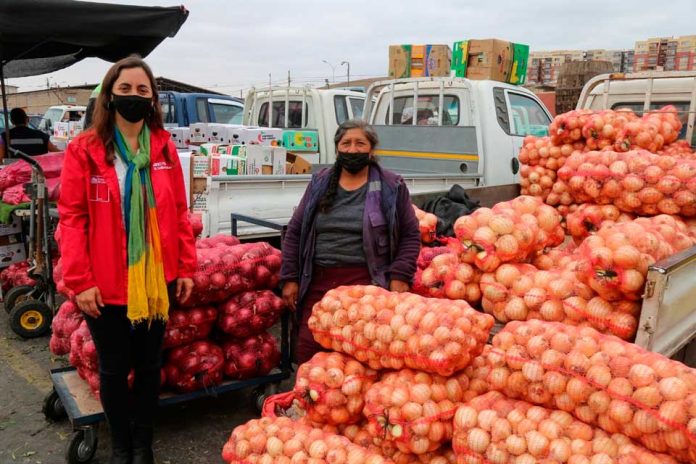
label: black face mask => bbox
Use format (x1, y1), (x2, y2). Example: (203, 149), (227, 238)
(337, 151), (371, 174)
(111, 95), (152, 123)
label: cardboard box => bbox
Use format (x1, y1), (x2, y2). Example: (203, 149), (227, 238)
(53, 122), (69, 138)
(168, 127), (190, 149)
(509, 43), (530, 85)
(192, 155), (210, 178)
(245, 145), (274, 175)
(68, 121), (83, 138)
(389, 45), (412, 78)
(424, 45), (451, 77)
(0, 216), (21, 237)
(189, 123), (209, 144)
(466, 39), (513, 82)
(282, 130), (319, 152)
(0, 243), (26, 269)
(210, 155), (246, 176)
(272, 147), (287, 175)
(451, 40), (469, 77)
(286, 153), (312, 174)
(228, 127), (283, 146)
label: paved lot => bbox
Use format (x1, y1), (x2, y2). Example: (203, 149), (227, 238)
(0, 309), (291, 464)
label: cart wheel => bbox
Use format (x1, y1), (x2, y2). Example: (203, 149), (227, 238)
(43, 388), (66, 421)
(9, 299), (53, 338)
(65, 429), (98, 464)
(253, 386), (267, 413)
(4, 285), (35, 313)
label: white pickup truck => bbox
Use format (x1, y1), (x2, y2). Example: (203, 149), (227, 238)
(196, 78), (552, 237)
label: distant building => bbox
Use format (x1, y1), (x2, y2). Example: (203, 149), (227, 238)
(634, 35), (696, 72)
(3, 77), (223, 115)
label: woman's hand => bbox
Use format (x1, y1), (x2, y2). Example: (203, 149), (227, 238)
(176, 277), (194, 304)
(76, 287), (104, 318)
(390, 279), (410, 293)
(282, 281), (299, 311)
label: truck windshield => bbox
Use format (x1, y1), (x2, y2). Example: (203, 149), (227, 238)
(258, 101), (308, 128)
(385, 95), (459, 125)
(211, 102), (243, 124)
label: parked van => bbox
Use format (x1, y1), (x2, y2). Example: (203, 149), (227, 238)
(577, 70), (696, 146)
(38, 105), (86, 134)
(160, 91), (244, 127)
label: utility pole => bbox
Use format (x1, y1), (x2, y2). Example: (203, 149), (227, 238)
(322, 60), (337, 83)
(341, 61), (350, 87)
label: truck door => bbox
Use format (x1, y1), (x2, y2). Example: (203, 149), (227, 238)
(493, 88), (552, 183)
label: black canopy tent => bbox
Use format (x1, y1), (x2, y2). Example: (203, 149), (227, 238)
(0, 0), (189, 152)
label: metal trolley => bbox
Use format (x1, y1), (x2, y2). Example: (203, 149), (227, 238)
(44, 214), (293, 463)
(4, 148), (58, 338)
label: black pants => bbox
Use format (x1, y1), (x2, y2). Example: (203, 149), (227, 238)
(84, 306), (166, 448)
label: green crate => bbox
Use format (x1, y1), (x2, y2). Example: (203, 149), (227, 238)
(451, 40), (469, 78)
(509, 43), (530, 85)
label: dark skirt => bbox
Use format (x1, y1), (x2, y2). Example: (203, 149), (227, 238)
(295, 265), (372, 365)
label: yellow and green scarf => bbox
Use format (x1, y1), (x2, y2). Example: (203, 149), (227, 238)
(114, 125), (169, 324)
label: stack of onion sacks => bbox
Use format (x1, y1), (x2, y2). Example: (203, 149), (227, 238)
(294, 352), (377, 426)
(221, 416), (394, 464)
(453, 391), (680, 464)
(308, 285), (493, 376)
(484, 320), (696, 463)
(362, 368), (472, 455)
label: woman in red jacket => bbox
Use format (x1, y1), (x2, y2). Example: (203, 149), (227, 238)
(58, 56), (197, 464)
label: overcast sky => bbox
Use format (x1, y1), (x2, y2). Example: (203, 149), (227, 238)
(7, 0), (696, 95)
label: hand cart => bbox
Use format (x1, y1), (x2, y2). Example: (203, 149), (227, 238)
(44, 214), (294, 463)
(5, 148), (58, 338)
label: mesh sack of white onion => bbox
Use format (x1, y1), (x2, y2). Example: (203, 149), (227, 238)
(453, 196), (564, 272)
(412, 249), (482, 305)
(453, 391), (680, 464)
(573, 217), (695, 302)
(293, 351), (377, 426)
(484, 320), (696, 462)
(557, 149), (696, 217)
(479, 263), (640, 340)
(362, 368), (473, 454)
(308, 285), (494, 376)
(220, 416), (395, 464)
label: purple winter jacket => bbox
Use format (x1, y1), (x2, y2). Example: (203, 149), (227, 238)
(280, 164), (421, 311)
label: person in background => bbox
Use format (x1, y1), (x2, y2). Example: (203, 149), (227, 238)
(0, 107), (60, 158)
(280, 119), (421, 364)
(58, 55), (196, 464)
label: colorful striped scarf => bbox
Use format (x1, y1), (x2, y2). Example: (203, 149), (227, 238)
(114, 125), (169, 324)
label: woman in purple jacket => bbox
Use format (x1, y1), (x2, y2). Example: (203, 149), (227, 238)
(280, 119), (421, 364)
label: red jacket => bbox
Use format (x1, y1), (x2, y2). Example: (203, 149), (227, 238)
(57, 127), (197, 305)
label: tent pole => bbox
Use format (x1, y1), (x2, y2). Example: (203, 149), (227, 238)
(0, 64), (11, 161)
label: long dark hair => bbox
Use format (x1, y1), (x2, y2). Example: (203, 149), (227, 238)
(90, 55), (167, 163)
(318, 120), (379, 213)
